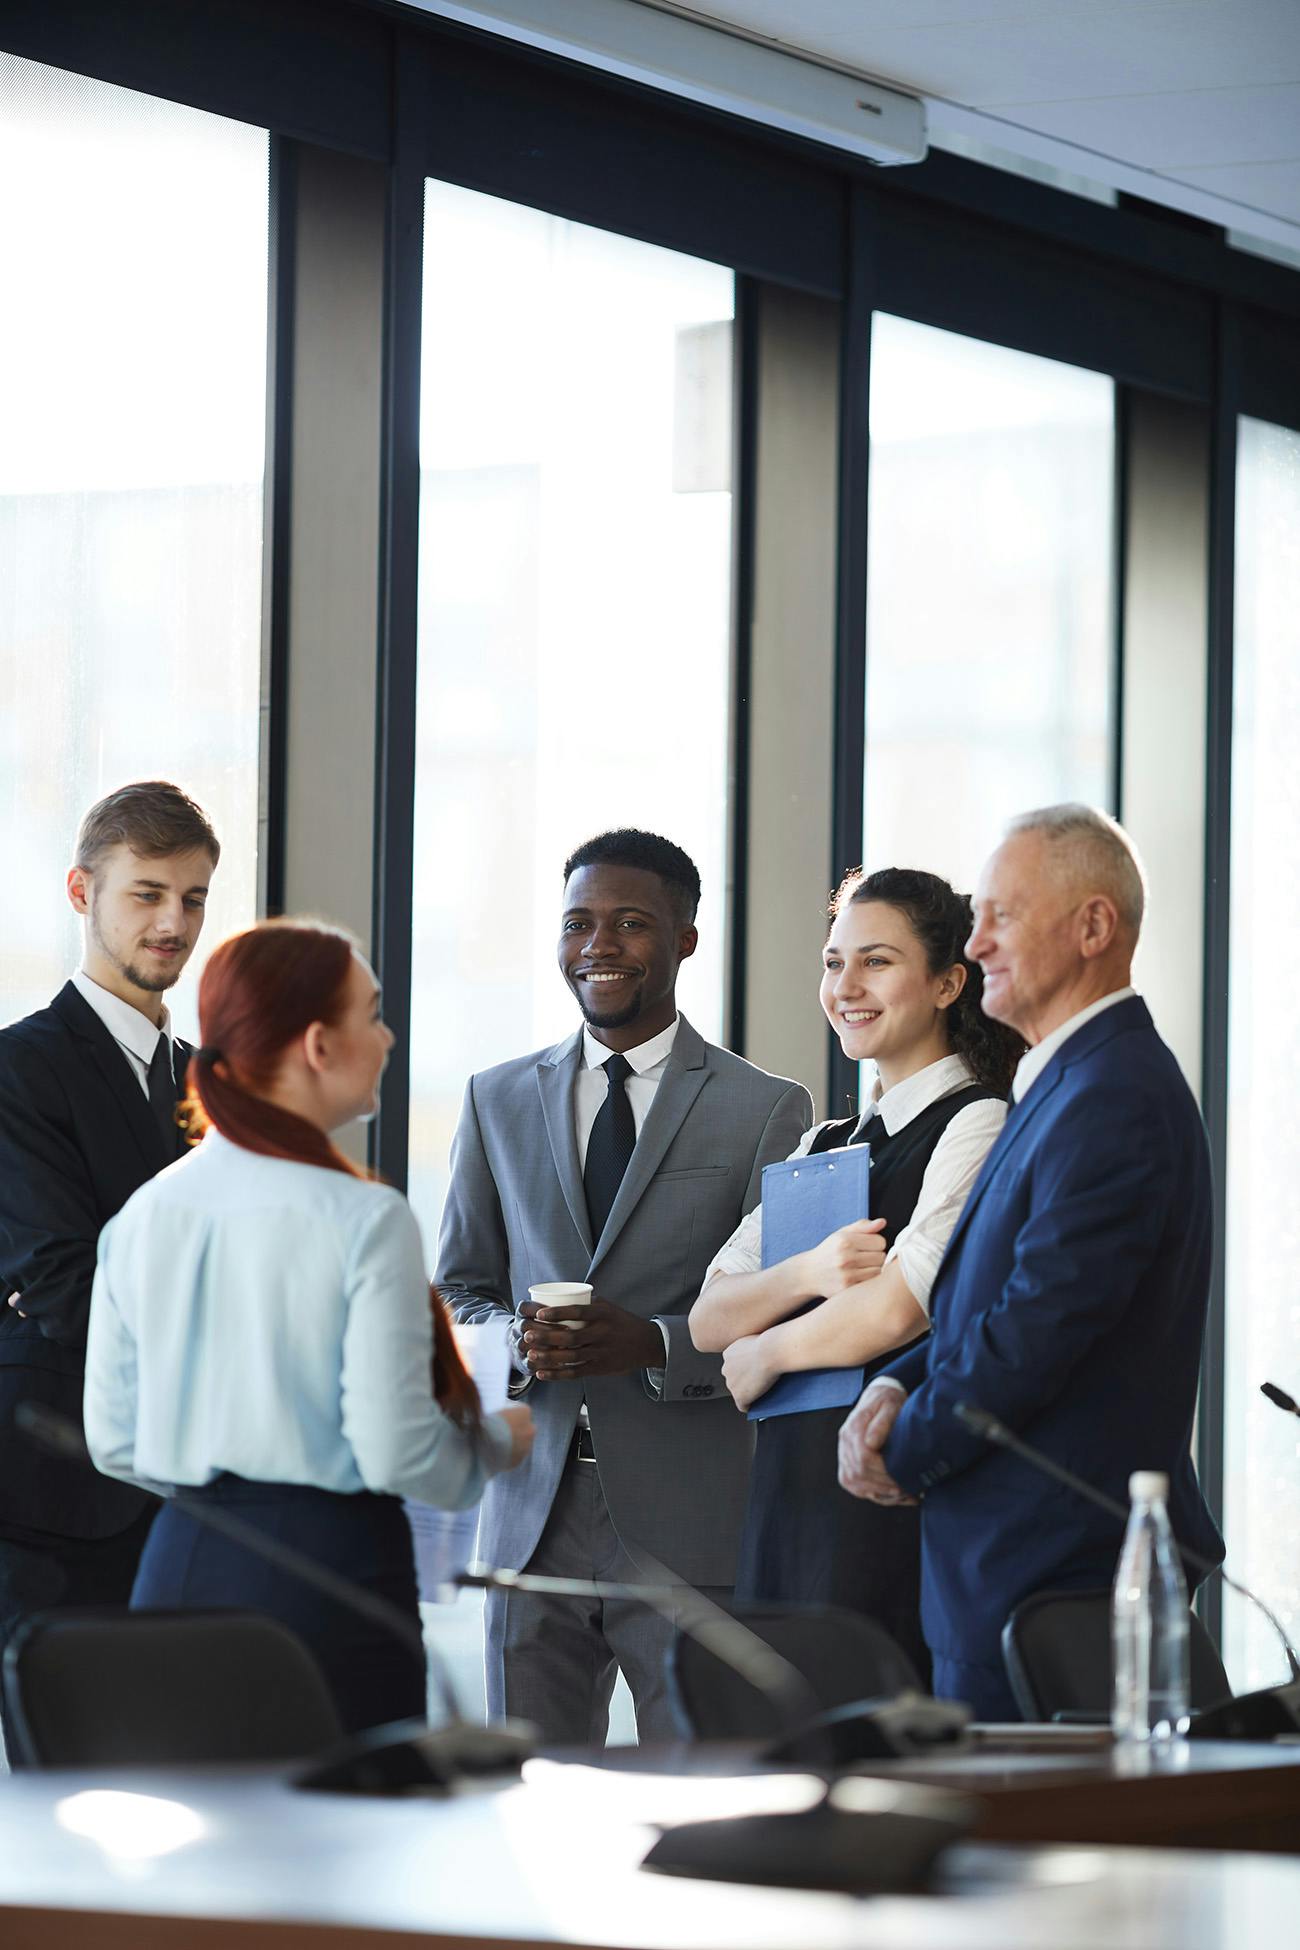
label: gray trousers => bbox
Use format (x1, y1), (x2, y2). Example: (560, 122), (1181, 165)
(485, 1449), (726, 1746)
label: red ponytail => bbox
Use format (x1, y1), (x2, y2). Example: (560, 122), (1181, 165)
(185, 919), (481, 1427)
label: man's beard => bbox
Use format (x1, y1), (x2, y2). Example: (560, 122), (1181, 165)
(91, 909), (184, 994)
(573, 983), (643, 1032)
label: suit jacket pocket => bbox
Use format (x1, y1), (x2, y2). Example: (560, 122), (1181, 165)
(654, 1164), (730, 1182)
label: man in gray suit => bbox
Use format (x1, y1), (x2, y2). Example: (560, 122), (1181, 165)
(438, 829), (811, 1743)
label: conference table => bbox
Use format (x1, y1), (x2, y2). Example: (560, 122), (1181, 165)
(0, 1736), (1299, 1950)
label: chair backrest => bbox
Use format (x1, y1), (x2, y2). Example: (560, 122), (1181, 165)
(1002, 1588), (1232, 1722)
(667, 1603), (923, 1740)
(2, 1608), (344, 1767)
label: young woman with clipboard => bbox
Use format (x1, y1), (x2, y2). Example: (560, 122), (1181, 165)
(688, 869), (1023, 1682)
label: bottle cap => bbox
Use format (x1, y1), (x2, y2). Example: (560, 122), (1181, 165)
(1129, 1470), (1169, 1500)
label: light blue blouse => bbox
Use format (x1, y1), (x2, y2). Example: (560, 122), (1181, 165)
(85, 1129), (511, 1506)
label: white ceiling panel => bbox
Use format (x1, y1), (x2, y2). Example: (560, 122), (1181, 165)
(659, 0), (1300, 244)
(1002, 84), (1300, 171)
(1175, 158), (1300, 223)
(678, 1), (1300, 102)
(412, 1), (1300, 244)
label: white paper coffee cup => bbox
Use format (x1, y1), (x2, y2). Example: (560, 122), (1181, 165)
(528, 1282), (593, 1329)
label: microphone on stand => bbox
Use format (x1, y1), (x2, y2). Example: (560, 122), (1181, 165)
(459, 1557), (976, 1894)
(457, 1559), (970, 1768)
(458, 1560), (818, 1736)
(15, 1402), (534, 1792)
(954, 1399), (1300, 1735)
(20, 1405), (975, 1887)
(1261, 1380), (1300, 1420)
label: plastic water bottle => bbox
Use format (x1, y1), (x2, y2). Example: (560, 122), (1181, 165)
(1111, 1470), (1191, 1742)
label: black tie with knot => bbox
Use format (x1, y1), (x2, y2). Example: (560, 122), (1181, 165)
(147, 1036), (179, 1156)
(584, 1052), (636, 1246)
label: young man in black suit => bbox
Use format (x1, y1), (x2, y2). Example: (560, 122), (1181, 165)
(0, 781), (220, 1697)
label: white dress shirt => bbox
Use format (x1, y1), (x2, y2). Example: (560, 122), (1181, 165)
(85, 1129), (513, 1504)
(703, 1054), (1006, 1317)
(1012, 987), (1137, 1101)
(575, 1017), (680, 1161)
(71, 968), (174, 1097)
(570, 1017), (679, 1398)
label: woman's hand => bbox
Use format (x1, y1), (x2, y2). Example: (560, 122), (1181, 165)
(721, 1334), (780, 1412)
(498, 1403), (535, 1470)
(801, 1218), (888, 1299)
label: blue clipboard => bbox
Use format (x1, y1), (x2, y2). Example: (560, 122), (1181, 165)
(748, 1144), (871, 1421)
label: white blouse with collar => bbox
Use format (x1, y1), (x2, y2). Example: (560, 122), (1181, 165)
(702, 1054), (1006, 1315)
(85, 1129), (512, 1502)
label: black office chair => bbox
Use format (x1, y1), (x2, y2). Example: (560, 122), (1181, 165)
(2, 1608), (345, 1767)
(1001, 1588), (1232, 1722)
(667, 1602), (923, 1741)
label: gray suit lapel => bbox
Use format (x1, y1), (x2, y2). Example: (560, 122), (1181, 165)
(535, 1032), (593, 1258)
(589, 1016), (709, 1275)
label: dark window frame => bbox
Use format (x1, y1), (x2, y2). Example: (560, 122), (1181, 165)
(9, 0), (1300, 1589)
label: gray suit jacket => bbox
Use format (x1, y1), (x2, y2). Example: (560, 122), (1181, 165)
(437, 1015), (812, 1584)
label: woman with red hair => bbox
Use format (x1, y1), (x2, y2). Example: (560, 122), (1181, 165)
(84, 920), (533, 1733)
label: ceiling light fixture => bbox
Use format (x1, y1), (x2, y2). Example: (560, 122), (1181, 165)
(418, 0), (928, 166)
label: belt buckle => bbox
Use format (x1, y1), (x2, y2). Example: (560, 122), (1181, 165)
(574, 1427), (597, 1463)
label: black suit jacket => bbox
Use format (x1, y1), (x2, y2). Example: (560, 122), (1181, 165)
(0, 982), (191, 1539)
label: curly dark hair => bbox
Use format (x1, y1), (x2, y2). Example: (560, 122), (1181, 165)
(829, 866), (1026, 1096)
(563, 828), (701, 924)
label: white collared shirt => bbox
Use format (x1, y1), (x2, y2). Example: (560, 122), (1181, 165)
(1012, 987), (1137, 1102)
(574, 1016), (680, 1163)
(71, 968), (174, 1099)
(562, 1017), (680, 1401)
(85, 1129), (512, 1499)
(703, 1053), (1006, 1316)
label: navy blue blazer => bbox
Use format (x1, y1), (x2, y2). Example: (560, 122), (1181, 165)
(0, 983), (190, 1539)
(881, 995), (1224, 1671)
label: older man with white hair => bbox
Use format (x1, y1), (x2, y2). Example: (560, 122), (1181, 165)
(838, 804), (1224, 1719)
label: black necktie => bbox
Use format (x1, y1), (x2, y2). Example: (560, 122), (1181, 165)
(147, 1036), (178, 1155)
(584, 1053), (636, 1245)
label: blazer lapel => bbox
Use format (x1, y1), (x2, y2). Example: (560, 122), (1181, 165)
(588, 1016), (709, 1275)
(535, 1031), (593, 1258)
(932, 996), (1156, 1302)
(51, 982), (172, 1175)
(935, 1070), (1062, 1268)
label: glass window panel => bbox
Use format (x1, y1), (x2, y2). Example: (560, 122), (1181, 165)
(408, 181), (734, 1245)
(1224, 414), (1300, 1691)
(863, 315), (1115, 889)
(0, 55), (268, 1040)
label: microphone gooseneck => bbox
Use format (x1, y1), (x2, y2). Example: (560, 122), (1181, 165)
(459, 1556), (824, 1739)
(954, 1400), (1300, 1682)
(15, 1402), (463, 1725)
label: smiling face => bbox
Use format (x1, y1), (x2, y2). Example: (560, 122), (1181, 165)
(966, 830), (1091, 1041)
(68, 842), (214, 1020)
(819, 898), (965, 1089)
(558, 863), (697, 1050)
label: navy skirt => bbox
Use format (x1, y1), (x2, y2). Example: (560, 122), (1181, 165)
(131, 1476), (425, 1735)
(734, 1407), (930, 1688)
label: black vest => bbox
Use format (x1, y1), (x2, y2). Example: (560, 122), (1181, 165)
(807, 1083), (1004, 1384)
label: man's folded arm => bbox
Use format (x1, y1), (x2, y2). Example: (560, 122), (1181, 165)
(643, 1314), (727, 1402)
(0, 1040), (102, 1346)
(873, 1337), (931, 1400)
(884, 1099), (1173, 1495)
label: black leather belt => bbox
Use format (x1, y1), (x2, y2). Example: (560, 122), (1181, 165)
(572, 1426), (597, 1463)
